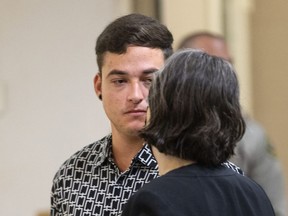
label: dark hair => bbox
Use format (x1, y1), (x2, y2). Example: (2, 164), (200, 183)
(177, 31), (226, 50)
(140, 49), (245, 166)
(95, 13), (174, 72)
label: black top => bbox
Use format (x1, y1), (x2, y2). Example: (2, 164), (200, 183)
(122, 164), (275, 216)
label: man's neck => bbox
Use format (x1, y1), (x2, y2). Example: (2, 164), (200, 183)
(111, 131), (144, 172)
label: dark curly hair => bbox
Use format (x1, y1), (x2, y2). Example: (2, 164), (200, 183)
(95, 13), (173, 72)
(140, 49), (245, 166)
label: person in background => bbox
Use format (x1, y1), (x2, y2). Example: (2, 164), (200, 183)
(121, 49), (275, 216)
(177, 31), (287, 216)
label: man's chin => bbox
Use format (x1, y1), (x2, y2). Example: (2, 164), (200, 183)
(127, 123), (145, 135)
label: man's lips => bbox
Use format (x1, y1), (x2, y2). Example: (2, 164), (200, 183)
(124, 109), (147, 115)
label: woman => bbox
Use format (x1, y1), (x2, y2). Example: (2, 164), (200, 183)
(121, 49), (275, 216)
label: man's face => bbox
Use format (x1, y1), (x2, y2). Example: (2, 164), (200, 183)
(94, 46), (165, 137)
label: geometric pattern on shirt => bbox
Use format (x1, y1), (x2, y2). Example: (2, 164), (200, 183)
(51, 134), (158, 216)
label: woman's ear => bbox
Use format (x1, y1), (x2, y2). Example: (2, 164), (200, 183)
(94, 73), (102, 100)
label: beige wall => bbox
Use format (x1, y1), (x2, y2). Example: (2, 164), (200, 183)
(0, 1), (125, 215)
(162, 0), (223, 48)
(251, 0), (288, 201)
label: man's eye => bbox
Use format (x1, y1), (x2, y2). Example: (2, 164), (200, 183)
(112, 79), (126, 85)
(143, 78), (153, 86)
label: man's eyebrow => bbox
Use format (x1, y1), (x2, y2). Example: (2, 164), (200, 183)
(142, 69), (159, 75)
(106, 68), (159, 77)
(107, 69), (127, 77)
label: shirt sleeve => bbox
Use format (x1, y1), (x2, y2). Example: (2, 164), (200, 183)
(50, 174), (63, 216)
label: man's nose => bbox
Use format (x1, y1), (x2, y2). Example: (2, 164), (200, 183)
(128, 82), (145, 104)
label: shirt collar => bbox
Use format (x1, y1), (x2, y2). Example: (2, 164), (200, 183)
(92, 134), (112, 166)
(93, 134), (157, 169)
(135, 144), (158, 169)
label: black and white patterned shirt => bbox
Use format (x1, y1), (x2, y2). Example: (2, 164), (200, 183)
(51, 134), (243, 216)
(51, 134), (158, 216)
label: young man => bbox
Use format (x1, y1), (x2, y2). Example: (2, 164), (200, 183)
(50, 13), (173, 216)
(177, 31), (287, 216)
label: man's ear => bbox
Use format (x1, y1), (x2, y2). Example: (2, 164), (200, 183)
(145, 107), (151, 126)
(94, 73), (102, 100)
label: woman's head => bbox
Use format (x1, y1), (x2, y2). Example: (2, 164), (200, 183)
(140, 49), (245, 166)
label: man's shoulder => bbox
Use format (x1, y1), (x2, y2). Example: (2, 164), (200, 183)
(53, 134), (111, 181)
